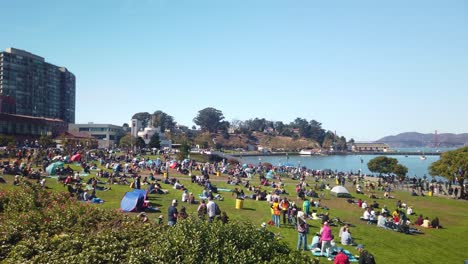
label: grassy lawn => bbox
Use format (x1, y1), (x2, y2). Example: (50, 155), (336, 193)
(1, 160), (467, 264)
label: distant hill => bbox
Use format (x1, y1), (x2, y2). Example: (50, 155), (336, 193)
(377, 132), (468, 148)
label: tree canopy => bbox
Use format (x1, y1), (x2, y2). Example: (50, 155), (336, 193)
(135, 137), (146, 148)
(132, 112), (151, 128)
(119, 134), (132, 148)
(429, 146), (468, 199)
(152, 110), (175, 132)
(193, 107), (228, 133)
(367, 156), (408, 179)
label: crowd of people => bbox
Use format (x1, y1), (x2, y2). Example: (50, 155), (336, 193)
(2, 146), (464, 264)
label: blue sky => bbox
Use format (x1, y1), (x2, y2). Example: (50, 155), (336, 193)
(2, 0), (467, 141)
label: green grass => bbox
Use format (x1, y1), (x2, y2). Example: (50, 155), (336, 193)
(1, 163), (467, 264)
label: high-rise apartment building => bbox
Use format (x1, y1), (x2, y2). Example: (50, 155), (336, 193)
(0, 47), (75, 123)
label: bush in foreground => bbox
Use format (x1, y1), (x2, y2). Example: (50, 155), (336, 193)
(0, 183), (313, 263)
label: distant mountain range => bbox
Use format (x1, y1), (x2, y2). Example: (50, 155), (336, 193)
(377, 132), (468, 148)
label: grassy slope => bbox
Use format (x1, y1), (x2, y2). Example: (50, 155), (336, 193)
(1, 162), (467, 264)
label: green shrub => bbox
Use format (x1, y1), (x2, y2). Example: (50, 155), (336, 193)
(0, 183), (312, 263)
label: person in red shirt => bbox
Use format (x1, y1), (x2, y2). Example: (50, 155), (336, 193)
(334, 247), (350, 264)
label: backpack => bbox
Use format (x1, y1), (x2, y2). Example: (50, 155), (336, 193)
(215, 203), (221, 215)
(363, 251), (376, 264)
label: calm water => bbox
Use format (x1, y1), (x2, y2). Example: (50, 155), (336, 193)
(241, 154), (440, 179)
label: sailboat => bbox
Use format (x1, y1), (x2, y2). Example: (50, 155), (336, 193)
(420, 136), (426, 160)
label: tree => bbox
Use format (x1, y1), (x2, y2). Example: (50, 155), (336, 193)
(194, 132), (213, 149)
(39, 135), (54, 148)
(430, 146), (468, 199)
(308, 120), (325, 144)
(119, 134), (132, 148)
(176, 141), (191, 161)
(135, 137), (146, 149)
(336, 136), (348, 151)
(152, 110), (175, 132)
(193, 107), (225, 133)
(132, 112), (151, 128)
(148, 132), (161, 149)
(367, 156), (399, 174)
(0, 134), (15, 148)
(394, 164), (409, 181)
(291, 118), (310, 138)
(274, 121), (285, 135)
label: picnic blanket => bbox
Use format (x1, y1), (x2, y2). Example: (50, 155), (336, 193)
(312, 250), (358, 262)
(217, 188), (232, 192)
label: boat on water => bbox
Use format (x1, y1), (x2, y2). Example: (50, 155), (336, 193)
(420, 155), (427, 160)
(299, 149), (325, 155)
(299, 149), (314, 155)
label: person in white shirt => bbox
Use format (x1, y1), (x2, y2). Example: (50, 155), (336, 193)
(407, 206), (413, 215)
(362, 208), (371, 220)
(377, 213), (387, 228)
(340, 227), (353, 245)
(369, 208), (377, 223)
(181, 190), (189, 202)
(361, 201), (368, 209)
(206, 197), (217, 223)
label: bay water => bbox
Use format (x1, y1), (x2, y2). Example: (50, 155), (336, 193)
(241, 153), (440, 180)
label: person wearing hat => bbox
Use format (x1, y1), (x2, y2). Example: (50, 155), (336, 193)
(296, 211), (308, 251)
(333, 247), (349, 264)
(168, 199), (178, 226)
(356, 244), (375, 264)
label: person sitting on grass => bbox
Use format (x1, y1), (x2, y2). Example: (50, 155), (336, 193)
(310, 232), (321, 252)
(174, 180), (184, 190)
(431, 217), (441, 229)
(415, 214), (424, 226)
(377, 212), (387, 228)
(333, 247), (350, 264)
(181, 190), (189, 202)
(361, 208), (371, 221)
(421, 217), (431, 228)
(406, 206), (413, 215)
(340, 227), (355, 246)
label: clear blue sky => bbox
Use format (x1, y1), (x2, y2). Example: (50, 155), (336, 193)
(2, 0), (467, 141)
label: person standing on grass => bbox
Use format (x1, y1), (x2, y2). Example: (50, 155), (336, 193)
(272, 198), (281, 228)
(207, 196), (217, 223)
(296, 211), (308, 251)
(167, 199), (178, 226)
(279, 197), (290, 225)
(320, 221), (333, 258)
(303, 198), (311, 216)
